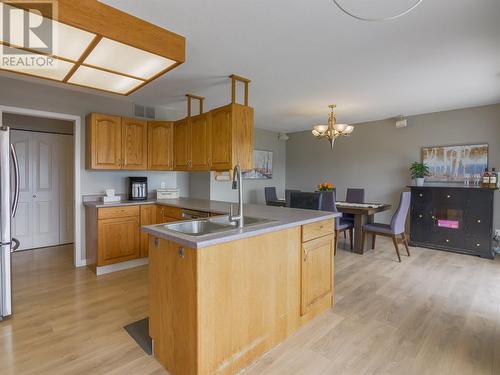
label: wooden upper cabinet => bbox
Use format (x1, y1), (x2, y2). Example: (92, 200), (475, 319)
(209, 103), (254, 171)
(173, 118), (190, 170)
(148, 121), (173, 170)
(210, 106), (232, 171)
(190, 113), (211, 170)
(86, 113), (122, 169)
(122, 118), (148, 170)
(300, 234), (333, 316)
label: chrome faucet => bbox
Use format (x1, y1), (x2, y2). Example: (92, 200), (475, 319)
(229, 164), (244, 228)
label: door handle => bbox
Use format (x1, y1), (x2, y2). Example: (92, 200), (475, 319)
(11, 237), (20, 252)
(10, 144), (20, 218)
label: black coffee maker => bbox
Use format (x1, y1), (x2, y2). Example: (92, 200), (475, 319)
(129, 177), (148, 200)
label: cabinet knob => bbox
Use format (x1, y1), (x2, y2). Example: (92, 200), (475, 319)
(418, 214), (423, 218)
(154, 238), (160, 248)
(476, 243), (481, 247)
(419, 193), (423, 197)
(477, 219), (481, 223)
(178, 247), (185, 258)
(445, 239), (450, 243)
(446, 195), (451, 199)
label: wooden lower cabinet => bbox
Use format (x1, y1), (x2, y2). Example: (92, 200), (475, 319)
(98, 216), (140, 266)
(301, 234), (333, 316)
(140, 205), (157, 257)
(149, 219), (335, 375)
(157, 205), (183, 223)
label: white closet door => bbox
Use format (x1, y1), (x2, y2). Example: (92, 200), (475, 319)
(11, 131), (33, 250)
(31, 132), (60, 248)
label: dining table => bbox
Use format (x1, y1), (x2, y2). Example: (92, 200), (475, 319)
(267, 199), (286, 207)
(335, 201), (392, 254)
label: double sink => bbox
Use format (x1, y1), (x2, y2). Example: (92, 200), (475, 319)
(156, 215), (274, 237)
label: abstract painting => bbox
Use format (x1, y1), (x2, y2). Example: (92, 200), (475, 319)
(422, 143), (488, 182)
(243, 150), (273, 180)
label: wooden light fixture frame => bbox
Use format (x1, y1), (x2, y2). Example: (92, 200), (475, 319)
(1, 0), (185, 95)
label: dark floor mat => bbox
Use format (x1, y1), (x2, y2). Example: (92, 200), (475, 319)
(124, 317), (152, 355)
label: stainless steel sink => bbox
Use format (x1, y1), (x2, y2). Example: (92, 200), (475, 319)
(158, 215), (274, 236)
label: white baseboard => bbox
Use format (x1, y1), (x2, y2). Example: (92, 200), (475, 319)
(96, 258), (149, 276)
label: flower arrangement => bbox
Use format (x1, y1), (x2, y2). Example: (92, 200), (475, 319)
(317, 181), (335, 191)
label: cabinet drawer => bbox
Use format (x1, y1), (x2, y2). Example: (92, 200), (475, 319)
(98, 205), (140, 220)
(465, 208), (492, 237)
(411, 188), (432, 206)
(158, 205), (182, 219)
(464, 236), (491, 255)
(302, 219), (334, 243)
(435, 189), (466, 207)
(431, 230), (464, 249)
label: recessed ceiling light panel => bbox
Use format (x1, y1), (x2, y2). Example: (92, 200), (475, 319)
(0, 47), (74, 81)
(53, 22), (96, 61)
(68, 65), (143, 94)
(83, 38), (176, 80)
(0, 3), (95, 61)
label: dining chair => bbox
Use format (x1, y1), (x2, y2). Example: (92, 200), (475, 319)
(289, 192), (322, 210)
(264, 187), (278, 206)
(319, 191), (354, 255)
(361, 191), (411, 262)
(285, 189), (301, 207)
(343, 188), (365, 222)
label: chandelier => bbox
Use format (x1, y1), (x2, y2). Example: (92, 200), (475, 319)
(312, 105), (354, 148)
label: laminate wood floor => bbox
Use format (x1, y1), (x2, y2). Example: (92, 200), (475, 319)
(1, 240), (499, 375)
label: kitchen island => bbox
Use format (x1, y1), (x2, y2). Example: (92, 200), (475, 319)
(141, 199), (339, 375)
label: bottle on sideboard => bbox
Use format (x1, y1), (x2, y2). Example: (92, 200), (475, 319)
(481, 168), (490, 188)
(490, 168), (497, 189)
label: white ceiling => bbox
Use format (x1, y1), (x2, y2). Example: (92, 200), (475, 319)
(8, 0), (500, 131)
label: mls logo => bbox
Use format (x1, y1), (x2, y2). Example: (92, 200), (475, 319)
(1, 1), (56, 69)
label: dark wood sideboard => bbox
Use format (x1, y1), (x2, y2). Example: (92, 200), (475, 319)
(408, 184), (496, 259)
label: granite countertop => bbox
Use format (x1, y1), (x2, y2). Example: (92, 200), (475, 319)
(83, 199), (158, 208)
(93, 197), (338, 249)
(83, 197), (340, 248)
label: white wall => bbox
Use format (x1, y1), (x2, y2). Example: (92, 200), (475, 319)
(209, 128), (287, 204)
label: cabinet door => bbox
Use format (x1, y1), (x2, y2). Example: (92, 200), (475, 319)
(301, 235), (333, 316)
(140, 205), (157, 257)
(97, 216), (140, 266)
(157, 206), (182, 223)
(122, 118), (148, 170)
(210, 106), (232, 171)
(174, 118), (191, 170)
(148, 121), (173, 170)
(87, 113), (122, 169)
(190, 113), (211, 170)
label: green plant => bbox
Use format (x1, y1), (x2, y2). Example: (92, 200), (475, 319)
(410, 162), (430, 179)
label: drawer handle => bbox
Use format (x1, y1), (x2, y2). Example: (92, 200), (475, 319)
(179, 247), (185, 258)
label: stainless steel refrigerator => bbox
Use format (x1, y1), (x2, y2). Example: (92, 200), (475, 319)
(0, 125), (20, 320)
